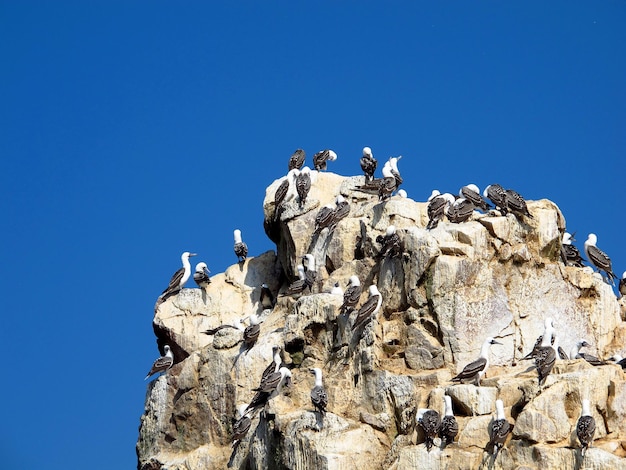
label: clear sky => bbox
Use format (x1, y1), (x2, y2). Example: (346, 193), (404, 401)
(1, 2), (624, 469)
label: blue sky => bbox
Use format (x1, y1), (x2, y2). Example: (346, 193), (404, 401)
(1, 3), (624, 469)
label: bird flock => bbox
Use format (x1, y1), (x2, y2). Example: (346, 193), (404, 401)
(143, 146), (624, 461)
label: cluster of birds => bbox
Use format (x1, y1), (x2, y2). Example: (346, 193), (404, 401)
(144, 146), (624, 459)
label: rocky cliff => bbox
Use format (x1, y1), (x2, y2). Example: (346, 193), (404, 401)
(137, 170), (626, 470)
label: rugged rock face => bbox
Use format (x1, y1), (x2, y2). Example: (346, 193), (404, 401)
(137, 171), (626, 470)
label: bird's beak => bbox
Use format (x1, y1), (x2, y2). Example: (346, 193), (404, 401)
(570, 232), (577, 241)
(189, 253), (198, 257)
(492, 340), (502, 345)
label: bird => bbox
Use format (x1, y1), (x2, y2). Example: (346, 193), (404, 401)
(534, 324), (556, 387)
(193, 262), (211, 289)
(351, 285), (383, 332)
(376, 225), (402, 258)
(245, 367), (292, 414)
(439, 395), (458, 448)
(281, 264), (307, 297)
(233, 229), (248, 263)
(504, 188), (533, 219)
(576, 399), (596, 457)
(360, 147), (377, 182)
(584, 233), (617, 285)
(570, 340), (608, 366)
(296, 167), (312, 207)
(488, 399), (512, 459)
(451, 337), (501, 386)
(259, 283), (275, 310)
(521, 318), (557, 360)
(309, 367), (328, 415)
(388, 156), (403, 188)
(460, 184), (491, 211)
(620, 271), (626, 298)
(341, 275), (362, 314)
(202, 317), (246, 336)
(303, 254), (317, 291)
(288, 148), (306, 171)
(378, 162), (397, 201)
(607, 354), (626, 370)
(561, 232), (585, 267)
(314, 203), (337, 234)
(551, 334), (569, 360)
(243, 314), (261, 348)
(273, 168), (299, 220)
(416, 408), (441, 452)
(446, 197), (475, 224)
(312, 149), (337, 171)
(330, 282), (343, 296)
(232, 403), (252, 446)
(259, 346), (283, 386)
(426, 191), (455, 229)
(333, 195), (350, 224)
(483, 184), (508, 215)
(157, 251), (197, 304)
(145, 345), (174, 380)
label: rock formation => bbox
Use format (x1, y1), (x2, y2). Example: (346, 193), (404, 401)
(137, 170), (626, 470)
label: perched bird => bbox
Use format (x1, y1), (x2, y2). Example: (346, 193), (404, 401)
(351, 285), (383, 332)
(158, 252), (197, 304)
(488, 399), (512, 459)
(314, 203), (337, 234)
(274, 168), (299, 220)
(446, 197), (475, 224)
(303, 254), (318, 291)
(145, 345), (174, 380)
(313, 149), (337, 171)
(576, 399), (596, 457)
(282, 264), (307, 297)
(607, 354), (626, 370)
(521, 318), (556, 360)
(584, 233), (617, 285)
(504, 188), (533, 219)
(288, 148), (306, 171)
(193, 262), (211, 289)
(426, 192), (455, 229)
(259, 283), (276, 310)
(378, 162), (397, 201)
(360, 147), (377, 182)
(416, 408), (441, 452)
(534, 324), (556, 386)
(330, 282), (344, 296)
(561, 232), (585, 267)
(460, 184), (491, 211)
(376, 225), (402, 258)
(246, 367), (292, 414)
(397, 189), (408, 198)
(259, 346), (283, 386)
(233, 229), (248, 263)
(232, 403), (252, 446)
(439, 395), (458, 448)
(451, 337), (501, 386)
(333, 195), (350, 223)
(341, 275), (362, 314)
(388, 156), (403, 188)
(570, 340), (608, 366)
(309, 367), (328, 415)
(620, 271), (626, 298)
(483, 184), (508, 215)
(243, 314), (261, 348)
(202, 317), (245, 336)
(296, 167), (312, 207)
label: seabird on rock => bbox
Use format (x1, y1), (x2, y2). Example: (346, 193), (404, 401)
(296, 167), (312, 207)
(232, 403), (252, 446)
(439, 395), (458, 448)
(193, 262), (211, 289)
(288, 149), (306, 171)
(378, 162), (397, 201)
(577, 399), (596, 457)
(330, 282), (343, 296)
(333, 195), (350, 224)
(488, 399), (512, 459)
(282, 264), (307, 297)
(483, 184), (508, 215)
(313, 149), (337, 171)
(260, 346), (283, 385)
(243, 314), (261, 348)
(202, 317), (246, 336)
(416, 408), (441, 452)
(246, 367), (292, 414)
(426, 192), (455, 229)
(534, 323), (556, 386)
(521, 318), (555, 360)
(303, 254), (317, 291)
(388, 156), (403, 188)
(260, 283), (276, 310)
(446, 197), (475, 224)
(274, 168), (300, 220)
(233, 229), (248, 263)
(570, 340), (607, 366)
(561, 232), (585, 267)
(451, 337), (501, 386)
(145, 345), (174, 380)
(619, 271), (626, 298)
(341, 275), (362, 314)
(309, 367), (328, 415)
(460, 184), (491, 211)
(351, 285), (382, 332)
(360, 147), (377, 182)
(607, 354), (626, 370)
(504, 188), (533, 219)
(158, 252), (197, 303)
(314, 203), (337, 234)
(376, 225), (402, 258)
(584, 233), (617, 285)
(397, 189), (408, 198)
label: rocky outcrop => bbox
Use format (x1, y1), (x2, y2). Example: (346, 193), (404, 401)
(137, 171), (626, 470)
